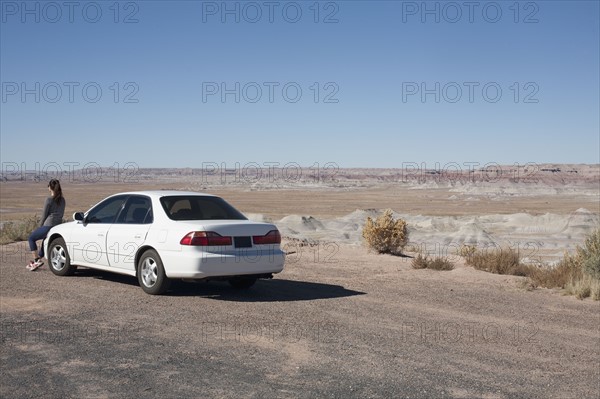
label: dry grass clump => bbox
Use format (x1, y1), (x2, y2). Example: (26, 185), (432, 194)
(465, 247), (531, 276)
(462, 228), (600, 300)
(457, 244), (477, 258)
(525, 261), (573, 288)
(528, 228), (600, 300)
(362, 209), (408, 255)
(411, 254), (454, 271)
(429, 257), (455, 271)
(580, 228), (600, 279)
(411, 254), (428, 269)
(565, 275), (600, 301)
(0, 215), (40, 244)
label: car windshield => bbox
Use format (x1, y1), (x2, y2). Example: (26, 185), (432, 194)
(160, 196), (247, 221)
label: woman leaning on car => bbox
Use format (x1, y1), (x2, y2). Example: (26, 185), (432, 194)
(26, 179), (66, 271)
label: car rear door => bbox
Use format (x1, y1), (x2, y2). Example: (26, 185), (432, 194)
(105, 195), (153, 271)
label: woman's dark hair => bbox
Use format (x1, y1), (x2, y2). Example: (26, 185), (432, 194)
(48, 179), (63, 205)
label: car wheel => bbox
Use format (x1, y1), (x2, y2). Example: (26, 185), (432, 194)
(228, 277), (257, 289)
(48, 237), (76, 276)
(137, 249), (170, 295)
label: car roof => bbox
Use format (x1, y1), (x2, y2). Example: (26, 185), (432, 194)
(109, 191), (218, 199)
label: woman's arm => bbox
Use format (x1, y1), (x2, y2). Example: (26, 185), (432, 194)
(39, 197), (51, 227)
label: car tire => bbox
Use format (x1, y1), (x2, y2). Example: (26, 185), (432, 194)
(48, 237), (76, 276)
(228, 277), (257, 289)
(137, 249), (170, 295)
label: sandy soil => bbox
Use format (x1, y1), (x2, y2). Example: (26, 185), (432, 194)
(1, 242), (599, 398)
(1, 165), (599, 397)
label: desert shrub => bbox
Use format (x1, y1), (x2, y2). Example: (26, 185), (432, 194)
(527, 250), (585, 289)
(525, 228), (600, 300)
(411, 254), (428, 269)
(580, 228), (600, 279)
(411, 254), (454, 271)
(362, 209), (408, 255)
(582, 252), (600, 280)
(593, 282), (600, 301)
(461, 229), (600, 300)
(428, 257), (455, 271)
(526, 255), (585, 294)
(0, 215), (40, 245)
(457, 244), (477, 258)
(465, 247), (529, 276)
(562, 273), (600, 300)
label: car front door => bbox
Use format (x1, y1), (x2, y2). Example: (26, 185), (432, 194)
(106, 195), (153, 271)
(71, 195), (127, 267)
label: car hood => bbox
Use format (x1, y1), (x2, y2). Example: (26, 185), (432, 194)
(49, 220), (78, 232)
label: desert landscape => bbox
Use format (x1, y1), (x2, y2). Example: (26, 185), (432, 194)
(2, 163), (598, 262)
(1, 164), (599, 398)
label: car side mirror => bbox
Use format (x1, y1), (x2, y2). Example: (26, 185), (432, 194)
(74, 212), (85, 222)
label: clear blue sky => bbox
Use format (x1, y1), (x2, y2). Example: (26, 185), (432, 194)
(1, 0), (599, 169)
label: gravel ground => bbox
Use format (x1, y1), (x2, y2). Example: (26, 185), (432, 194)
(1, 242), (599, 399)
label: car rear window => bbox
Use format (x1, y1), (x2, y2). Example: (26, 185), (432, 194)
(160, 196), (247, 221)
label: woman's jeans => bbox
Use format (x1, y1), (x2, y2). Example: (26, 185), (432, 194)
(28, 226), (52, 258)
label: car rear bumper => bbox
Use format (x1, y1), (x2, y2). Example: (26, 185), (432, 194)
(161, 247), (285, 279)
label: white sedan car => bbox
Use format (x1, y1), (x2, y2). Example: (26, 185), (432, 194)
(44, 191), (285, 294)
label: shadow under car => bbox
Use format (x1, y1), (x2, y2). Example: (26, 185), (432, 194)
(68, 268), (366, 301)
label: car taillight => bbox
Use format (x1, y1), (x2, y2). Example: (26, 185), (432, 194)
(253, 230), (281, 245)
(180, 231), (232, 246)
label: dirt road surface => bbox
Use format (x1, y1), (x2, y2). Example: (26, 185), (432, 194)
(1, 242), (598, 398)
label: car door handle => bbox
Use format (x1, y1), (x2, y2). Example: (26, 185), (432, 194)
(134, 235), (141, 239)
(98, 234), (104, 237)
